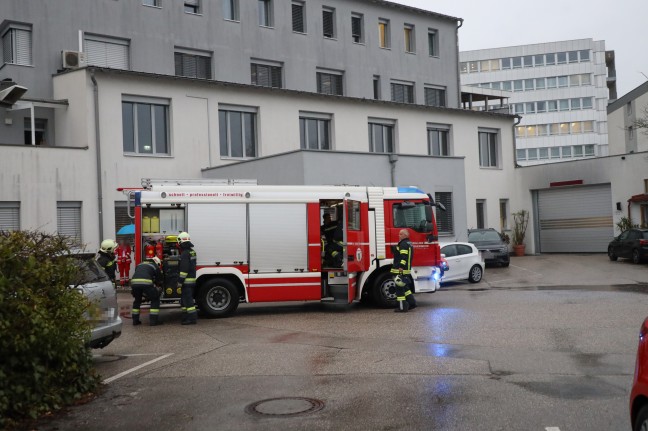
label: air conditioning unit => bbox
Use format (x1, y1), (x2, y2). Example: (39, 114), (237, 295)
(61, 50), (87, 69)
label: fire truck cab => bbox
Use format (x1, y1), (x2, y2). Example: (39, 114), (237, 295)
(124, 179), (443, 317)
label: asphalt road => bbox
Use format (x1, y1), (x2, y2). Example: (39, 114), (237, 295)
(35, 254), (648, 431)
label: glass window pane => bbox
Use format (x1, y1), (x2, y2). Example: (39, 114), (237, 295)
(528, 148), (537, 159)
(579, 50), (590, 61)
(571, 122), (582, 134)
(307, 118), (318, 149)
(154, 105), (167, 154)
(562, 146), (571, 157)
(584, 144), (595, 156)
(490, 59), (500, 71)
(515, 103), (524, 114)
(559, 123), (569, 134)
(539, 148), (549, 159)
(512, 57), (522, 68)
(558, 76), (568, 87)
(550, 123), (560, 135)
(515, 126), (525, 138)
(568, 51), (578, 63)
(491, 82), (501, 90)
(469, 61), (479, 73)
(480, 60), (490, 72)
(523, 56), (533, 67)
(243, 112), (255, 157)
(320, 120), (330, 150)
(559, 99), (569, 111)
(136, 103), (152, 153)
(516, 149), (526, 160)
(299, 118), (306, 149)
(460, 62), (468, 73)
(580, 74), (591, 85)
(536, 101), (546, 112)
(582, 97), (593, 109)
(513, 80), (523, 91)
(526, 125), (537, 136)
(550, 147), (560, 158)
(385, 126), (393, 153)
(557, 52), (567, 64)
(534, 54), (544, 66)
(526, 102), (535, 114)
(230, 112), (243, 157)
(547, 77), (557, 88)
(122, 102), (134, 152)
(524, 79), (534, 91)
(548, 100), (558, 112)
(569, 75), (580, 86)
(537, 124), (548, 135)
(501, 58), (511, 69)
(570, 98), (581, 110)
(574, 145), (583, 157)
(535, 78), (545, 89)
(219, 111), (228, 155)
(502, 81), (512, 91)
(373, 125), (384, 152)
(545, 53), (556, 65)
(583, 121), (594, 132)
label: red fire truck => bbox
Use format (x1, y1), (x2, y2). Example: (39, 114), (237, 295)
(121, 179), (444, 317)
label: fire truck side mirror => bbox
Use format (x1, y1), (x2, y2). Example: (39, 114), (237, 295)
(425, 206), (433, 223)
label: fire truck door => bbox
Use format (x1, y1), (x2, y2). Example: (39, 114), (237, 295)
(344, 199), (369, 303)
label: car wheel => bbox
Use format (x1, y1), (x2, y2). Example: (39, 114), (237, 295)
(633, 249), (642, 264)
(608, 247), (618, 261)
(197, 278), (239, 317)
(371, 271), (398, 308)
(634, 404), (648, 431)
(468, 265), (483, 283)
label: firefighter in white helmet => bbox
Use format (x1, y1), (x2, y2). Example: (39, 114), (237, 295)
(96, 239), (117, 284)
(391, 229), (417, 312)
(130, 256), (164, 326)
(176, 232), (198, 325)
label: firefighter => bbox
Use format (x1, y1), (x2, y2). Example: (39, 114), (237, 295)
(131, 256), (164, 326)
(96, 239), (117, 284)
(321, 213), (343, 267)
(176, 232), (197, 325)
(115, 239), (132, 287)
(391, 229), (417, 312)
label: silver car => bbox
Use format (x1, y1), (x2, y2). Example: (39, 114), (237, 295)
(73, 253), (122, 349)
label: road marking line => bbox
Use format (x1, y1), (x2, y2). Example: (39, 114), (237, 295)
(102, 353), (173, 384)
(545, 427), (561, 431)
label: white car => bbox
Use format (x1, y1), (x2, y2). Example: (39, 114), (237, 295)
(440, 242), (485, 284)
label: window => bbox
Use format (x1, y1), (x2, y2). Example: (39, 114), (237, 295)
(571, 122), (582, 134)
(378, 19), (390, 48)
(539, 148), (549, 159)
(550, 147), (560, 158)
(545, 53), (556, 65)
(259, 0), (273, 27)
(476, 200), (486, 229)
(174, 50), (212, 79)
(559, 99), (569, 111)
(459, 62), (467, 73)
(515, 126), (525, 137)
(579, 50), (590, 62)
(490, 82), (501, 90)
(143, 0), (160, 6)
(582, 121), (594, 132)
(534, 54), (544, 66)
(512, 57), (522, 68)
(219, 106), (257, 158)
(292, 1), (305, 33)
(574, 145), (583, 157)
(516, 149), (526, 161)
(478, 129), (499, 168)
(427, 125), (450, 156)
(502, 81), (512, 91)
(582, 97), (593, 109)
(537, 124), (548, 136)
(524, 79), (534, 91)
(559, 123), (569, 135)
(393, 202), (428, 232)
(535, 78), (545, 89)
(580, 74), (591, 86)
(513, 80), (523, 92)
(536, 101), (546, 113)
(501, 58), (511, 69)
(557, 52), (567, 64)
(514, 103), (524, 115)
(428, 29), (438, 56)
(316, 70), (343, 95)
(348, 201), (361, 231)
(390, 82), (414, 103)
(550, 123), (559, 135)
(570, 98), (581, 110)
(523, 56), (533, 67)
(251, 61), (282, 88)
(368, 121), (394, 153)
(469, 62), (478, 73)
(558, 76), (568, 88)
(424, 86), (445, 107)
(499, 199), (509, 231)
(548, 100), (558, 112)
(373, 75), (380, 100)
(299, 113), (331, 150)
(2, 24), (32, 66)
(528, 148), (538, 160)
(546, 77), (557, 89)
(526, 125), (536, 136)
(404, 24), (415, 53)
(489, 59), (500, 71)
(0, 202), (20, 231)
(584, 145), (595, 156)
(322, 7), (335, 38)
(568, 51), (579, 63)
(84, 34), (129, 69)
(23, 118), (48, 145)
(223, 0), (239, 20)
(562, 146), (571, 157)
(122, 98), (169, 155)
(351, 13), (363, 43)
(184, 0), (200, 14)
(526, 102), (535, 114)
(435, 192), (453, 235)
(57, 202), (82, 245)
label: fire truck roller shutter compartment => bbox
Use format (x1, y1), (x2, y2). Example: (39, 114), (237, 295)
(187, 204), (248, 266)
(249, 203), (308, 273)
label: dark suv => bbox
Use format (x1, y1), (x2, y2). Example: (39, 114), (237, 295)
(608, 228), (648, 264)
(467, 228), (510, 267)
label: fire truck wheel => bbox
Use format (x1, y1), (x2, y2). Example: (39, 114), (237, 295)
(197, 278), (239, 318)
(371, 272), (398, 308)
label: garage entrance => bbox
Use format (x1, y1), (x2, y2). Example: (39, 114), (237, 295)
(537, 184), (613, 253)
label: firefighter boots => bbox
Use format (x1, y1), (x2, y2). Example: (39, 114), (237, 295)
(406, 295), (417, 310)
(133, 316), (142, 325)
(394, 300), (410, 313)
(149, 314), (163, 326)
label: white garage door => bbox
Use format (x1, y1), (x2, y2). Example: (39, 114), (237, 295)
(538, 184), (613, 253)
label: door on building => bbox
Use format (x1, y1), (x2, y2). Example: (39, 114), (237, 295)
(536, 184), (613, 252)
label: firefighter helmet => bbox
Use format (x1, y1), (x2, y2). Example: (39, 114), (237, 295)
(150, 256), (162, 266)
(177, 232), (191, 243)
(394, 275), (406, 288)
(100, 239), (118, 253)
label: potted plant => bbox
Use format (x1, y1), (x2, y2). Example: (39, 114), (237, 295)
(511, 210), (529, 256)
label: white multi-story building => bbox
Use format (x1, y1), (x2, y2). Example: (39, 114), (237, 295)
(460, 39), (617, 166)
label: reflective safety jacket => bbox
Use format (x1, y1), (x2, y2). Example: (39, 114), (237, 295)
(96, 251), (116, 281)
(131, 260), (163, 286)
(390, 238), (413, 275)
(178, 241), (197, 286)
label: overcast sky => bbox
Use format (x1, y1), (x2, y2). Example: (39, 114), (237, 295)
(393, 0), (648, 97)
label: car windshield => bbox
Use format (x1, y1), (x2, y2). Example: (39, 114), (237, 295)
(468, 230), (502, 242)
(393, 203), (431, 233)
(72, 257), (109, 284)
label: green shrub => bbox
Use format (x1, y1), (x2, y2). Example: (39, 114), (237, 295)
(0, 231), (100, 428)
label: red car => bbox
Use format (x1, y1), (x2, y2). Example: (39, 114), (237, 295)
(630, 317), (648, 430)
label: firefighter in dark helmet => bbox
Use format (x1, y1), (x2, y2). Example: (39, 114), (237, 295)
(96, 239), (117, 284)
(391, 229), (417, 312)
(131, 256), (164, 326)
(177, 232), (198, 325)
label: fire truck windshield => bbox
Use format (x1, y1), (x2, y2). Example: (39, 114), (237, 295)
(393, 202), (432, 233)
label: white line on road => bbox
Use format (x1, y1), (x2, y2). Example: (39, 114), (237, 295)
(102, 353), (173, 384)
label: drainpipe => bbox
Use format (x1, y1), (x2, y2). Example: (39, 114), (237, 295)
(91, 69), (104, 243)
(512, 114), (522, 168)
(455, 19), (464, 108)
(389, 154), (398, 187)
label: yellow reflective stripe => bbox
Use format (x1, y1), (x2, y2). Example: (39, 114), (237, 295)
(132, 309), (140, 313)
(150, 309), (159, 314)
(399, 250), (409, 255)
(404, 290), (412, 296)
(401, 270), (411, 274)
(185, 278), (196, 283)
(179, 272), (188, 277)
(187, 306), (196, 313)
(181, 307), (187, 312)
(132, 278), (153, 284)
(396, 296), (406, 301)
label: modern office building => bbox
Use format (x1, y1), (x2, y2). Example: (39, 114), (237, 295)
(607, 80), (648, 155)
(460, 39), (617, 166)
(0, 0), (522, 251)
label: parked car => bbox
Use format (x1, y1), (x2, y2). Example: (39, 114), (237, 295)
(72, 253), (122, 349)
(439, 242), (485, 283)
(467, 228), (510, 267)
(608, 228), (648, 264)
(630, 317), (648, 431)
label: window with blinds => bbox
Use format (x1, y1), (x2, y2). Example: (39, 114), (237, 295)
(84, 35), (129, 69)
(251, 63), (282, 88)
(2, 25), (32, 66)
(351, 13), (363, 43)
(292, 2), (305, 33)
(435, 192), (454, 235)
(0, 202), (20, 232)
(174, 52), (212, 79)
(57, 202), (82, 245)
(390, 82), (414, 103)
(322, 7), (335, 38)
(316, 72), (343, 95)
(424, 87), (446, 107)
